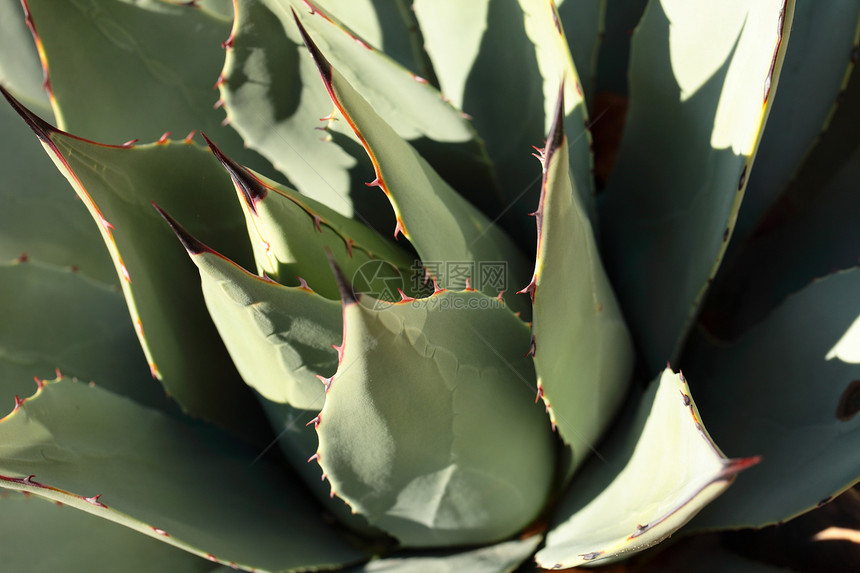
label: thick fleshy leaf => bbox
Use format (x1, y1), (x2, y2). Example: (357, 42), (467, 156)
(157, 209), (385, 538)
(701, 50), (860, 339)
(732, 0), (860, 242)
(0, 491), (213, 573)
(536, 369), (756, 568)
(203, 135), (418, 301)
(598, 0), (795, 371)
(157, 208), (339, 411)
(0, 259), (174, 413)
(314, 284), (555, 548)
(413, 0), (594, 239)
(1, 88), (269, 442)
(21, 0), (274, 176)
(0, 0), (51, 116)
(526, 92), (633, 474)
(296, 18), (532, 314)
(221, 0), (495, 223)
(0, 89), (113, 282)
(341, 534), (542, 573)
(684, 268), (860, 530)
(311, 0), (438, 84)
(0, 377), (367, 571)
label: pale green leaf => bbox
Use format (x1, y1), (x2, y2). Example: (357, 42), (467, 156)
(315, 288), (555, 547)
(599, 0), (795, 370)
(686, 268), (860, 529)
(528, 93), (633, 475)
(537, 369), (753, 568)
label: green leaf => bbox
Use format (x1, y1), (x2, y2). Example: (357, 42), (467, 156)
(156, 208), (339, 411)
(1, 88), (269, 442)
(296, 18), (532, 314)
(157, 210), (386, 538)
(314, 285), (555, 548)
(0, 491), (213, 573)
(0, 0), (51, 117)
(341, 534), (542, 573)
(526, 92), (633, 475)
(684, 268), (860, 530)
(413, 0), (595, 239)
(733, 0), (860, 242)
(203, 135), (418, 301)
(222, 0), (495, 224)
(23, 0), (274, 176)
(701, 46), (860, 339)
(536, 369), (756, 568)
(0, 259), (175, 414)
(0, 88), (113, 283)
(0, 378), (367, 572)
(309, 0), (439, 87)
(598, 0), (795, 371)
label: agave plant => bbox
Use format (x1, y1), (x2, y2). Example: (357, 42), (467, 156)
(1, 0), (859, 570)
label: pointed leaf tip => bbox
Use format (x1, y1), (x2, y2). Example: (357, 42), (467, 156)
(200, 132), (267, 210)
(151, 203), (208, 256)
(292, 8), (332, 86)
(324, 248), (359, 305)
(0, 83), (56, 145)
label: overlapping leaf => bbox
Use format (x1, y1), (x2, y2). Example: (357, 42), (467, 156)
(526, 91), (633, 477)
(0, 378), (366, 572)
(686, 268), (860, 529)
(1, 87), (268, 442)
(296, 17), (531, 314)
(221, 0), (494, 223)
(0, 259), (174, 413)
(536, 369), (757, 568)
(203, 135), (417, 301)
(733, 0), (860, 242)
(413, 0), (594, 239)
(314, 282), (555, 547)
(599, 0), (795, 371)
(20, 0), (274, 176)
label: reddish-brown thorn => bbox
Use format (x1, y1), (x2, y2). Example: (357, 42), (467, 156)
(306, 416), (320, 428)
(296, 276), (313, 292)
(34, 376), (45, 390)
(84, 494), (106, 507)
(398, 289), (415, 302)
(183, 130), (197, 143)
(13, 395), (24, 411)
(307, 453), (320, 463)
(121, 139), (138, 148)
(156, 132), (171, 144)
(213, 99), (224, 110)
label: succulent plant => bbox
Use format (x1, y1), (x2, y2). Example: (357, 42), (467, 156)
(1, 0), (859, 571)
